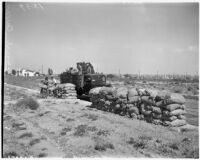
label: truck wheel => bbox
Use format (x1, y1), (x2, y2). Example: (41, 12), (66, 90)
(77, 88), (83, 96)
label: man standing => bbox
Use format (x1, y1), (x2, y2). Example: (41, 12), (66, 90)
(48, 76), (57, 96)
(77, 62), (83, 75)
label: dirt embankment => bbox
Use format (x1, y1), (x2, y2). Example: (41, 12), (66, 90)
(3, 84), (199, 158)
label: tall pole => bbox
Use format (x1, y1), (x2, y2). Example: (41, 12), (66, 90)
(42, 65), (43, 74)
(138, 70), (140, 80)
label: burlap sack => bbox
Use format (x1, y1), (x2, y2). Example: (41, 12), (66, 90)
(152, 112), (162, 119)
(156, 100), (165, 107)
(164, 93), (185, 105)
(145, 89), (159, 98)
(116, 87), (128, 98)
(62, 94), (77, 98)
(162, 115), (177, 121)
(177, 115), (186, 120)
(128, 96), (140, 103)
(141, 110), (152, 116)
(151, 106), (162, 114)
(163, 119), (186, 127)
(137, 114), (144, 120)
(128, 106), (139, 115)
(137, 88), (149, 96)
(106, 95), (118, 101)
(152, 119), (162, 125)
(64, 87), (75, 90)
(164, 104), (184, 111)
(169, 109), (186, 116)
(130, 112), (138, 118)
(156, 91), (171, 101)
(128, 88), (138, 98)
(89, 87), (102, 95)
(163, 109), (186, 116)
(100, 87), (116, 95)
(39, 83), (48, 89)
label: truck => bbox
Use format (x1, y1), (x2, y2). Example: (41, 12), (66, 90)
(60, 62), (109, 96)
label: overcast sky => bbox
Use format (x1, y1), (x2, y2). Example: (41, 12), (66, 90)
(5, 2), (199, 75)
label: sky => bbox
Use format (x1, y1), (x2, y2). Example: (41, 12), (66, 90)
(5, 2), (199, 75)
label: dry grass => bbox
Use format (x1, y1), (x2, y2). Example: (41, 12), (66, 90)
(5, 75), (42, 90)
(3, 78), (199, 158)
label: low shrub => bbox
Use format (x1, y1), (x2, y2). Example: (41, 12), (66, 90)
(16, 97), (39, 110)
(60, 127), (72, 136)
(173, 87), (183, 93)
(133, 139), (146, 149)
(192, 89), (198, 95)
(127, 136), (150, 149)
(183, 147), (199, 158)
(73, 124), (88, 136)
(94, 141), (114, 151)
(3, 152), (19, 158)
(18, 132), (33, 139)
(87, 114), (99, 121)
(169, 143), (179, 150)
(29, 138), (41, 146)
(38, 153), (48, 157)
(138, 135), (152, 141)
(127, 137), (135, 145)
(66, 118), (75, 122)
(87, 126), (98, 132)
(97, 130), (110, 136)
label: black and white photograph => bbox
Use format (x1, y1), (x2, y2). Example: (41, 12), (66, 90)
(2, 1), (199, 158)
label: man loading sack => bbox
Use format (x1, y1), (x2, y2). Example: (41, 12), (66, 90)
(48, 76), (58, 96)
(40, 76), (57, 97)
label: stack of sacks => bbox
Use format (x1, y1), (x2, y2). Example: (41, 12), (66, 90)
(89, 87), (116, 111)
(89, 86), (187, 127)
(101, 87), (117, 112)
(155, 92), (186, 127)
(127, 88), (140, 119)
(59, 83), (77, 99)
(136, 88), (154, 122)
(89, 87), (103, 108)
(144, 89), (163, 125)
(112, 87), (128, 116)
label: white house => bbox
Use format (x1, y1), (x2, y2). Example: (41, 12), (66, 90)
(17, 68), (39, 77)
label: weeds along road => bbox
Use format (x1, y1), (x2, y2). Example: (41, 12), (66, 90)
(3, 83), (199, 158)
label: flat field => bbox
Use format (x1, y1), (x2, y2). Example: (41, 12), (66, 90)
(2, 75), (199, 158)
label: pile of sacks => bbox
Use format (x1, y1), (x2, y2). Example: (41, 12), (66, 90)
(58, 83), (77, 99)
(89, 87), (187, 127)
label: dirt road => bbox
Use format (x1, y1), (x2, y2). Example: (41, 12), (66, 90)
(3, 84), (199, 158)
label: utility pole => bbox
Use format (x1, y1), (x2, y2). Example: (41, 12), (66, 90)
(42, 65), (43, 74)
(157, 70), (159, 81)
(138, 70), (140, 80)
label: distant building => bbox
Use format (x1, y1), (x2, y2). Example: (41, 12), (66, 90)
(17, 68), (39, 77)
